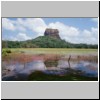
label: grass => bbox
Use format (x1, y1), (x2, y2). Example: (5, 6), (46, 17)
(2, 48), (98, 55)
(2, 48), (98, 63)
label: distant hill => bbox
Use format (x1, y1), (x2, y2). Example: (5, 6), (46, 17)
(2, 28), (98, 49)
(27, 36), (73, 48)
(2, 36), (98, 48)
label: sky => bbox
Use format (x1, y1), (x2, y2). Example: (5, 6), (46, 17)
(2, 17), (98, 44)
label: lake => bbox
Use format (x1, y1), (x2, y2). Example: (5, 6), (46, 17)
(2, 54), (98, 81)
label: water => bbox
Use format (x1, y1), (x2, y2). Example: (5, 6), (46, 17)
(2, 59), (98, 81)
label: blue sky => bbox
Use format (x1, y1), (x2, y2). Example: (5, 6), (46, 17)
(2, 18), (98, 44)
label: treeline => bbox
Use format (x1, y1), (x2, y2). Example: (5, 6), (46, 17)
(2, 36), (98, 49)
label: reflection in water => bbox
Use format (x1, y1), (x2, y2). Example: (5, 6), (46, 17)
(2, 60), (46, 81)
(75, 61), (98, 77)
(2, 59), (98, 81)
(19, 60), (46, 74)
(57, 60), (98, 77)
(57, 60), (69, 68)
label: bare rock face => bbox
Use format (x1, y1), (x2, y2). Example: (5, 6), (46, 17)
(44, 28), (61, 39)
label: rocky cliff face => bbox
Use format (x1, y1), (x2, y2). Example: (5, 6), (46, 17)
(44, 28), (61, 39)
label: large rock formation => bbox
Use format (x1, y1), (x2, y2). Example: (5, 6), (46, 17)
(44, 28), (61, 39)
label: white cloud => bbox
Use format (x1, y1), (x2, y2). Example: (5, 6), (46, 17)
(79, 27), (98, 44)
(48, 22), (79, 37)
(82, 30), (92, 38)
(17, 18), (47, 36)
(2, 18), (26, 32)
(11, 19), (26, 32)
(91, 18), (98, 23)
(47, 21), (98, 44)
(2, 18), (15, 31)
(16, 33), (31, 41)
(91, 27), (98, 36)
(9, 33), (31, 41)
(9, 36), (17, 41)
(2, 18), (47, 41)
(2, 18), (98, 44)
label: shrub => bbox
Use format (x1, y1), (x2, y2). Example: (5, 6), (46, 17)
(2, 50), (7, 56)
(2, 49), (11, 56)
(6, 49), (11, 53)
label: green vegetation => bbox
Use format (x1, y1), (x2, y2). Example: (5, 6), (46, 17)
(2, 48), (98, 55)
(28, 71), (98, 81)
(2, 49), (12, 56)
(2, 36), (98, 48)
